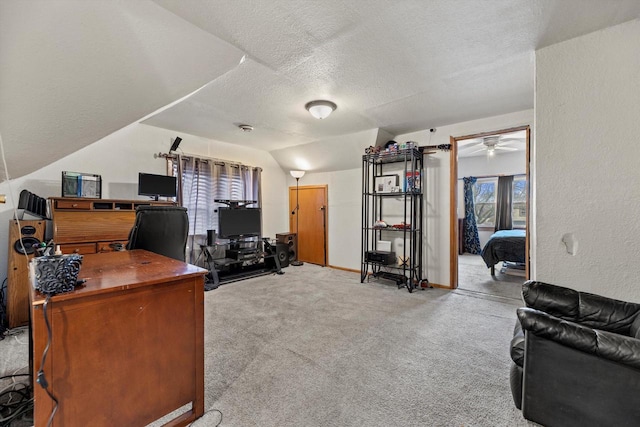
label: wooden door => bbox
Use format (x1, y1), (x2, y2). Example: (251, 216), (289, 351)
(289, 185), (328, 266)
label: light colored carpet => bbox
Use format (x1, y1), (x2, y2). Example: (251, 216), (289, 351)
(457, 254), (524, 301)
(200, 264), (531, 426)
(1, 264), (533, 427)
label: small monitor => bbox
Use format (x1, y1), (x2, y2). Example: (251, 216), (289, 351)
(138, 173), (177, 201)
(218, 207), (261, 239)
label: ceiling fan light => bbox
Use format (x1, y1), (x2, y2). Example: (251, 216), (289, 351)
(305, 100), (337, 119)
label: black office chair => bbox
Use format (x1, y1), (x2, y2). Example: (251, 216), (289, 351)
(126, 206), (189, 262)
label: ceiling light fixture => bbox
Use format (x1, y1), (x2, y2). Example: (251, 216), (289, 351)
(305, 100), (337, 119)
(238, 124), (253, 132)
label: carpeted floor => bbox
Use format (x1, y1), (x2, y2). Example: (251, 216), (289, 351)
(1, 264), (533, 426)
(457, 254), (524, 300)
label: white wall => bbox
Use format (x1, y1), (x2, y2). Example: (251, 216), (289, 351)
(396, 109), (533, 287)
(0, 123), (288, 279)
(289, 110), (534, 283)
(287, 169), (362, 270)
(535, 19), (640, 302)
(458, 151), (526, 246)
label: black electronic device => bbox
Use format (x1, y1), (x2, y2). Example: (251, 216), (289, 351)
(138, 172), (177, 201)
(169, 136), (182, 152)
(365, 250), (396, 265)
(218, 207), (261, 239)
(226, 247), (258, 260)
(207, 229), (216, 246)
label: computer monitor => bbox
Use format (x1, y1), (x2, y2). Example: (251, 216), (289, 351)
(138, 173), (177, 201)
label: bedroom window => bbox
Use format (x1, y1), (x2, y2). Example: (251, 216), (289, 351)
(512, 177), (526, 228)
(473, 178), (497, 227)
(473, 176), (526, 228)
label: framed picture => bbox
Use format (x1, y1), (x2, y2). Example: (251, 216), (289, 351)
(62, 171), (102, 198)
(374, 174), (399, 193)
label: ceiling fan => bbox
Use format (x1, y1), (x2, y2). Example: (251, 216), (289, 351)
(459, 135), (523, 156)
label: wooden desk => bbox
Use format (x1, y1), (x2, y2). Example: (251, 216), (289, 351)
(31, 250), (207, 427)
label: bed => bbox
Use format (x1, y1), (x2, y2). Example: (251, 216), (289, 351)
(480, 229), (526, 275)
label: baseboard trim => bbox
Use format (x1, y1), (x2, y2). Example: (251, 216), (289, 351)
(328, 265), (360, 274)
(327, 266), (448, 289)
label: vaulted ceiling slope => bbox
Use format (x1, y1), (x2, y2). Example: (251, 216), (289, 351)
(145, 0), (640, 153)
(0, 0), (243, 179)
(2, 1), (640, 180)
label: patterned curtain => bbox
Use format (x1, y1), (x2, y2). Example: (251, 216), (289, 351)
(495, 175), (514, 232)
(463, 177), (482, 254)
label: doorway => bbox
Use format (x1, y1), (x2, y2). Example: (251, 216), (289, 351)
(449, 126), (530, 298)
(289, 185), (328, 266)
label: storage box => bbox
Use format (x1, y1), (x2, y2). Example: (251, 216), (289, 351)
(377, 240), (392, 252)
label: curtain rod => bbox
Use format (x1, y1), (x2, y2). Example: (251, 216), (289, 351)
(457, 173), (526, 180)
(155, 152), (261, 171)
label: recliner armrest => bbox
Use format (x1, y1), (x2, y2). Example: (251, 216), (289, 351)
(510, 320), (525, 367)
(517, 307), (640, 370)
(522, 281), (640, 334)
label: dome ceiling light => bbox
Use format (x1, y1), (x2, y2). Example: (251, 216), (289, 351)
(305, 100), (337, 120)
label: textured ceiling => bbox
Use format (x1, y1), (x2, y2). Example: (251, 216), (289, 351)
(145, 0), (640, 154)
(2, 1), (640, 179)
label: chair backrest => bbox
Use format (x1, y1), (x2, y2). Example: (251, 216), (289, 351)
(126, 206), (188, 262)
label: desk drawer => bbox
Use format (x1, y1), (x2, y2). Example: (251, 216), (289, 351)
(55, 199), (93, 210)
(97, 240), (128, 253)
(60, 243), (97, 255)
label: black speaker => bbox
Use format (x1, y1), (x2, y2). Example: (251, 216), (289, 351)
(207, 229), (216, 246)
(275, 242), (289, 268)
(8, 220), (46, 328)
(276, 232), (297, 263)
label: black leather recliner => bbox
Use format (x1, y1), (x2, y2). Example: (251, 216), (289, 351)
(510, 280), (640, 427)
(126, 205), (189, 262)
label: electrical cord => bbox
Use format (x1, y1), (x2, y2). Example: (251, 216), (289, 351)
(189, 408), (223, 427)
(0, 374), (30, 381)
(0, 373), (33, 426)
(37, 295), (58, 427)
(211, 409), (223, 427)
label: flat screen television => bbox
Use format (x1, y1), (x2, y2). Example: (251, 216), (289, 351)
(138, 173), (177, 200)
(218, 207), (261, 239)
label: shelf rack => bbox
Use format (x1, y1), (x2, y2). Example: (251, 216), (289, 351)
(360, 148), (427, 292)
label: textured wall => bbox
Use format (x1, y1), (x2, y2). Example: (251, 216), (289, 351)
(391, 110), (533, 286)
(288, 169), (362, 270)
(535, 19), (640, 301)
(294, 110), (533, 281)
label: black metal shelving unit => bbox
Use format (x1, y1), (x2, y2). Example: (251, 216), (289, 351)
(360, 147), (427, 292)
